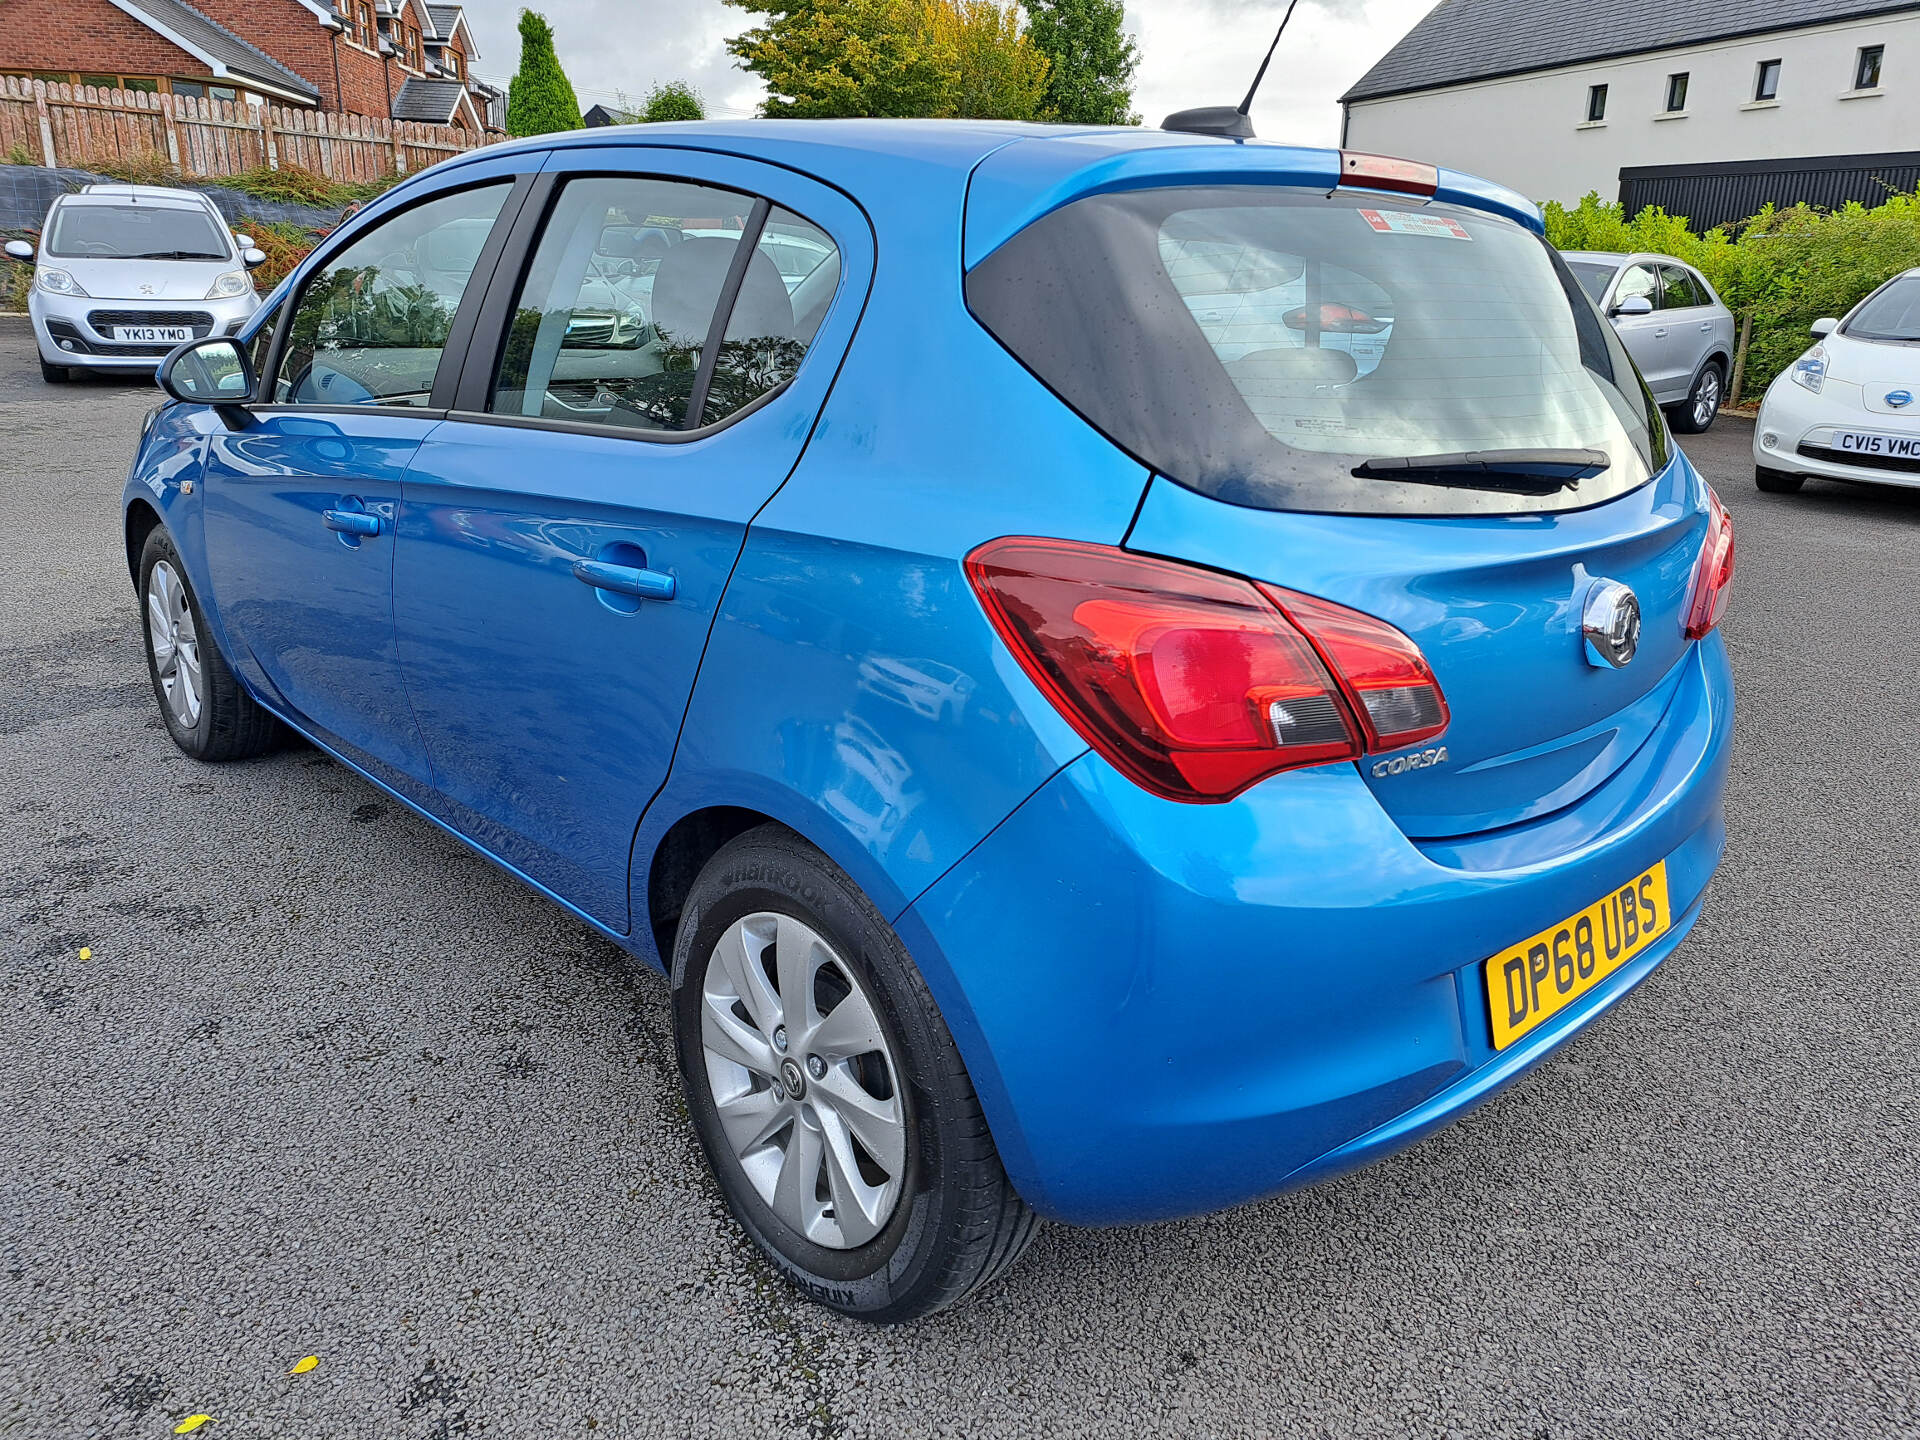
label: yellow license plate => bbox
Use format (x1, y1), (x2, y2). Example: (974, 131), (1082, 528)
(1484, 861), (1670, 1050)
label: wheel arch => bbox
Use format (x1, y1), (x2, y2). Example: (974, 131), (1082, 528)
(125, 498), (163, 589)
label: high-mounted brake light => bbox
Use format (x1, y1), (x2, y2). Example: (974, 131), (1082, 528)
(1685, 488), (1735, 639)
(1338, 151), (1439, 197)
(966, 539), (1449, 803)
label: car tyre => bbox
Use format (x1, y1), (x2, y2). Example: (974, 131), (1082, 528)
(1669, 360), (1724, 435)
(40, 358), (70, 384)
(139, 526), (283, 761)
(672, 824), (1038, 1323)
(1755, 465), (1805, 494)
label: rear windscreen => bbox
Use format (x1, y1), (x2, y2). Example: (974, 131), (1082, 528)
(966, 187), (1669, 516)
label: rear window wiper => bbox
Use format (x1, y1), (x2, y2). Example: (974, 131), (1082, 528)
(1352, 448), (1611, 496)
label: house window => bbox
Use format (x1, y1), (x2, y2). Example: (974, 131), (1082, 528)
(1754, 58), (1782, 101)
(1585, 83), (1608, 122)
(1664, 72), (1689, 111)
(350, 1), (377, 49)
(171, 79), (238, 104)
(1856, 45), (1885, 90)
(78, 74), (158, 94)
(400, 23), (423, 70)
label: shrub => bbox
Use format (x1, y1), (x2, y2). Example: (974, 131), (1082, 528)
(506, 9), (584, 136)
(641, 80), (705, 123)
(86, 151), (180, 186)
(1545, 189), (1920, 401)
(240, 218), (320, 291)
(212, 163), (401, 210)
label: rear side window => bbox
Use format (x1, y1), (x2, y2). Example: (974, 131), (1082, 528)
(1661, 265), (1704, 309)
(491, 181), (839, 434)
(273, 183), (511, 407)
(967, 187), (1668, 516)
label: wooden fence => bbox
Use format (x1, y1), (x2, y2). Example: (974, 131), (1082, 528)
(0, 77), (494, 182)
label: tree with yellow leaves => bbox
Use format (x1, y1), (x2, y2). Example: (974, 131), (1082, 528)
(725, 0), (1050, 121)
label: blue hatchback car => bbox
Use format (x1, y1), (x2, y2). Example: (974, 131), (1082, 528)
(126, 120), (1733, 1322)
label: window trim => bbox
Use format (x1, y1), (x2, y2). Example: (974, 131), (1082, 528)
(451, 169), (838, 445)
(254, 171), (538, 416)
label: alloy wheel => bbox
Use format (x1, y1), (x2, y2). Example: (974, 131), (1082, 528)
(146, 560), (203, 728)
(1694, 370), (1721, 429)
(699, 911), (907, 1249)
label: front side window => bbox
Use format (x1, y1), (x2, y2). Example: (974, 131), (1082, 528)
(1586, 84), (1608, 121)
(1664, 72), (1689, 111)
(967, 186), (1669, 517)
(1612, 263), (1659, 309)
(274, 182), (510, 407)
(492, 179), (838, 433)
(1856, 45), (1884, 90)
(1755, 59), (1782, 101)
(46, 202), (226, 260)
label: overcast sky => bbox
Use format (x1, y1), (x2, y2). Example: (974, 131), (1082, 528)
(461, 0), (1440, 144)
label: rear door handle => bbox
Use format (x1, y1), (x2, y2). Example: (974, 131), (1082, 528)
(1653, 327), (1668, 338)
(323, 508), (382, 537)
(1701, 323), (1714, 332)
(572, 559), (676, 602)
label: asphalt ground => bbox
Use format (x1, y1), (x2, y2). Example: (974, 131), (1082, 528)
(2, 314), (1916, 1439)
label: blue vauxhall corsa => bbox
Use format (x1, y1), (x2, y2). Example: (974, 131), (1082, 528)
(125, 119), (1733, 1322)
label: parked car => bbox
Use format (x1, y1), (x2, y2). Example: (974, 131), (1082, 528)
(124, 123), (1735, 1323)
(1564, 251), (1735, 434)
(6, 184), (265, 384)
(1753, 267), (1920, 494)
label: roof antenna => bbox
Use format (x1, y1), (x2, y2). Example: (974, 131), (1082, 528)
(1162, 0), (1302, 140)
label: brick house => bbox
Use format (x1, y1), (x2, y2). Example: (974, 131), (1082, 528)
(0, 0), (503, 130)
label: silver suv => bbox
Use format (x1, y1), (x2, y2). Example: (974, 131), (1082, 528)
(1564, 251), (1735, 434)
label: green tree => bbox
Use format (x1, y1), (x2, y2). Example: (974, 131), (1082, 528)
(1022, 0), (1137, 124)
(725, 0), (957, 118)
(642, 80), (707, 122)
(505, 9), (583, 137)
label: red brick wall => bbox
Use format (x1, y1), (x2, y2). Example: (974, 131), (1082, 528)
(0, 0), (210, 80)
(187, 0), (345, 107)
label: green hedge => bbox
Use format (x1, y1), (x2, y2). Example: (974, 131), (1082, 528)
(1544, 190), (1920, 402)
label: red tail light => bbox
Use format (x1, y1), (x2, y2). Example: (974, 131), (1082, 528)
(1685, 488), (1735, 639)
(965, 538), (1449, 802)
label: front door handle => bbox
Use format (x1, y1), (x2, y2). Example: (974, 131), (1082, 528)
(1653, 327), (1668, 338)
(572, 559), (676, 602)
(323, 508), (382, 537)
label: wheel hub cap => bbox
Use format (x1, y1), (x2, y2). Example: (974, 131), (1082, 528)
(699, 912), (907, 1249)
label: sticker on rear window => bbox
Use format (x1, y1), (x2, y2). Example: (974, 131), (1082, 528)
(1358, 209), (1471, 241)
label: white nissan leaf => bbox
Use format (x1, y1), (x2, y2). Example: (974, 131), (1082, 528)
(1755, 268), (1920, 494)
(5, 185), (265, 384)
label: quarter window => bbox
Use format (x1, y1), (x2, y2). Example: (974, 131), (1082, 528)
(490, 178), (838, 434)
(273, 182), (511, 407)
(1754, 59), (1782, 101)
(1856, 45), (1884, 90)
(1585, 84), (1608, 122)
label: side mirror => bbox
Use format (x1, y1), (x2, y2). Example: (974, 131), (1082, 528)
(232, 234), (254, 249)
(1611, 295), (1655, 318)
(158, 336), (254, 407)
(242, 247), (268, 269)
(1810, 317), (1839, 338)
(4, 239), (33, 262)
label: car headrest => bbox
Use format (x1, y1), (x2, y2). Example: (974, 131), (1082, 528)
(651, 236), (794, 350)
(417, 217), (490, 276)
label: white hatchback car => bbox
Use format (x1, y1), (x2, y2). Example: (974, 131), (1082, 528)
(5, 184), (265, 384)
(1754, 268), (1920, 494)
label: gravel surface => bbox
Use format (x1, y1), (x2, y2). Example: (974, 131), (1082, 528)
(2, 315), (1916, 1438)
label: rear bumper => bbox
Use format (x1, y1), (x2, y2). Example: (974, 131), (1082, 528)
(903, 634), (1732, 1226)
